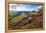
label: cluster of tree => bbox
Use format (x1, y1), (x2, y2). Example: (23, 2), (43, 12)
(9, 11), (31, 19)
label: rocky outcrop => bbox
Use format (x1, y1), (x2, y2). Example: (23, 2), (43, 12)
(10, 14), (43, 30)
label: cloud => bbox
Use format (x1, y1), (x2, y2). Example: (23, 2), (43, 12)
(34, 6), (42, 11)
(15, 6), (34, 11)
(9, 4), (34, 11)
(9, 4), (42, 11)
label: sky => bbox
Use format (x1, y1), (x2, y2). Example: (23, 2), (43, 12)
(9, 4), (43, 11)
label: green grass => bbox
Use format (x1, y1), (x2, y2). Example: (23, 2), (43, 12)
(9, 15), (27, 25)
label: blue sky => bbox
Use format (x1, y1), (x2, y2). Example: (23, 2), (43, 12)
(9, 4), (42, 11)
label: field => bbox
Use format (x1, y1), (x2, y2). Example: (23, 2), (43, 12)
(8, 7), (43, 30)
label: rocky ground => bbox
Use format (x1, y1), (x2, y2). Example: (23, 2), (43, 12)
(8, 13), (43, 30)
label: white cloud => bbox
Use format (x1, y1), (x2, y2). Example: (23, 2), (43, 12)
(34, 6), (42, 11)
(9, 4), (16, 8)
(9, 4), (43, 11)
(9, 8), (16, 11)
(15, 6), (34, 11)
(9, 5), (34, 11)
(9, 4), (34, 11)
(9, 5), (33, 11)
(9, 4), (16, 11)
(37, 6), (42, 9)
(16, 7), (23, 11)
